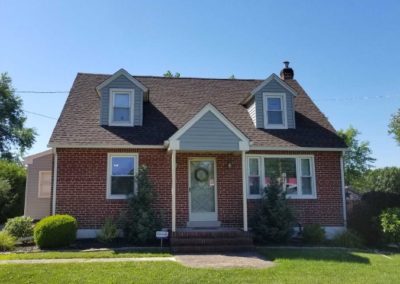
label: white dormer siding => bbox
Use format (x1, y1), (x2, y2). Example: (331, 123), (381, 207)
(252, 75), (296, 129)
(97, 69), (146, 126)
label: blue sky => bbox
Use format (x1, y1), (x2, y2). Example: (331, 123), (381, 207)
(1, 0), (400, 167)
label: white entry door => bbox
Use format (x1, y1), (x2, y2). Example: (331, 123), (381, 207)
(189, 159), (218, 222)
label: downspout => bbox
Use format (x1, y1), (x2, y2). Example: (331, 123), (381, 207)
(340, 152), (347, 228)
(171, 150), (176, 232)
(241, 151), (248, 232)
(51, 149), (58, 215)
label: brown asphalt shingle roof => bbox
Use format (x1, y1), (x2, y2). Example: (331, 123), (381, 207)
(49, 73), (346, 149)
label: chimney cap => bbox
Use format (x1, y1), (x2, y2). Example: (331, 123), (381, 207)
(280, 60), (294, 80)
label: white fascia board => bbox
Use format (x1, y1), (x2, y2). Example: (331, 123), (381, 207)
(250, 146), (347, 152)
(47, 143), (165, 149)
(167, 103), (250, 150)
(95, 68), (148, 95)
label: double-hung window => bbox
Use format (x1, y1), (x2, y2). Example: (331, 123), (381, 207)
(107, 153), (138, 199)
(38, 171), (52, 198)
(263, 93), (287, 129)
(246, 155), (316, 199)
(109, 89), (134, 126)
(247, 157), (261, 197)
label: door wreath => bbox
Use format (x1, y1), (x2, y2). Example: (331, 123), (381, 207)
(194, 167), (209, 182)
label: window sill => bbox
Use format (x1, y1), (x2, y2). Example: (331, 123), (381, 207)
(247, 195), (263, 199)
(106, 195), (129, 200)
(109, 122), (134, 127)
(264, 124), (288, 129)
(286, 195), (317, 200)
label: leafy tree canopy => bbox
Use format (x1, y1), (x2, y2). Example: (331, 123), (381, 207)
(363, 167), (400, 194)
(163, 70), (181, 78)
(388, 109), (400, 146)
(0, 73), (36, 160)
(338, 126), (375, 189)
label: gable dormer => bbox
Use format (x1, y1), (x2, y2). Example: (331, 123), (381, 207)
(96, 69), (148, 126)
(243, 70), (297, 129)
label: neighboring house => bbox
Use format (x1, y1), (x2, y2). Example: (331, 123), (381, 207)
(23, 150), (53, 220)
(24, 62), (347, 240)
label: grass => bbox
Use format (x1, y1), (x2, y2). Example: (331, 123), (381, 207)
(0, 248), (399, 283)
(0, 250), (170, 260)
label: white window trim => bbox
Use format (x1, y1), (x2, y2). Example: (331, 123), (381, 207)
(263, 92), (287, 129)
(106, 153), (139, 200)
(38, 171), (52, 198)
(246, 154), (317, 199)
(108, 88), (135, 126)
(246, 157), (262, 199)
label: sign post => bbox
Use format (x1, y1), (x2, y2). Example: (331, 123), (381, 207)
(156, 230), (169, 248)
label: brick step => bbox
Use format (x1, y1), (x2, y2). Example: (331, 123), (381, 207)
(171, 245), (255, 254)
(170, 237), (253, 246)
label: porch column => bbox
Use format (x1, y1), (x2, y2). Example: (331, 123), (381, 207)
(241, 151), (248, 231)
(171, 150), (177, 232)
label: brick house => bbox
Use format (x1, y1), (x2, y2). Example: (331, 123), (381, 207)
(24, 63), (347, 242)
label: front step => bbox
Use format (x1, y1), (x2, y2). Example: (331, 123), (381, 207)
(171, 229), (254, 253)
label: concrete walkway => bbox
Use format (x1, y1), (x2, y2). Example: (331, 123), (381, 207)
(0, 257), (176, 265)
(175, 252), (275, 269)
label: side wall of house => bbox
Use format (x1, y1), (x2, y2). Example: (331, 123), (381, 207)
(24, 153), (52, 219)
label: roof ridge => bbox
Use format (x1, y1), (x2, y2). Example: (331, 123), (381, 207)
(77, 72), (263, 82)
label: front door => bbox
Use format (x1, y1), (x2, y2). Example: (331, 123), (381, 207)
(189, 158), (217, 222)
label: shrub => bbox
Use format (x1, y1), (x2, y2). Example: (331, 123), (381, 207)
(122, 166), (161, 244)
(34, 215), (77, 249)
(380, 207), (400, 245)
(0, 230), (16, 251)
(332, 229), (364, 248)
(348, 191), (400, 245)
(4, 216), (33, 241)
(302, 224), (325, 244)
(0, 160), (26, 223)
(97, 218), (118, 243)
(251, 181), (295, 244)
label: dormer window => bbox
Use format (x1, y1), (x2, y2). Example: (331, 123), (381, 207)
(263, 93), (287, 129)
(109, 88), (134, 126)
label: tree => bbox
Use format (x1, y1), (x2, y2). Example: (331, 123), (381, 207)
(389, 109), (400, 146)
(0, 73), (36, 160)
(163, 70), (181, 78)
(0, 159), (26, 223)
(122, 166), (161, 244)
(363, 167), (400, 193)
(337, 126), (375, 189)
(251, 181), (294, 243)
(228, 74), (236, 79)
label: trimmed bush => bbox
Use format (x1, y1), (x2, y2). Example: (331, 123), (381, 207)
(302, 224), (325, 244)
(332, 230), (364, 248)
(97, 218), (118, 243)
(34, 215), (77, 249)
(4, 216), (33, 241)
(380, 207), (400, 245)
(0, 230), (16, 251)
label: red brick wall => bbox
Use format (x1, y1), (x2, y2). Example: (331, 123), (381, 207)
(55, 149), (344, 229)
(55, 148), (171, 229)
(247, 151), (344, 227)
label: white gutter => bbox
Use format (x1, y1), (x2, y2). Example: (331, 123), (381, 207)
(340, 152), (347, 228)
(250, 146), (348, 152)
(51, 149), (58, 215)
(48, 143), (165, 149)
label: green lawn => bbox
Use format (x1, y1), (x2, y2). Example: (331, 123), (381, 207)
(0, 250), (170, 260)
(0, 248), (399, 283)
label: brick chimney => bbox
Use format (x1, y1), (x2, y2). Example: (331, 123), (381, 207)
(280, 61), (294, 80)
